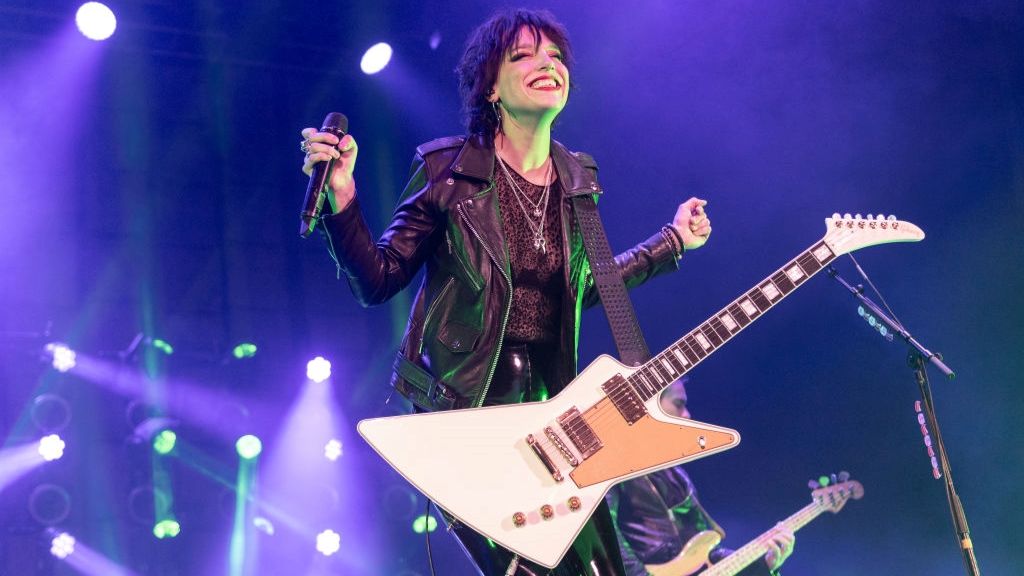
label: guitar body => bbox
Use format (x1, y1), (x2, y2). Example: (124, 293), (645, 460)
(359, 355), (741, 568)
(645, 530), (721, 576)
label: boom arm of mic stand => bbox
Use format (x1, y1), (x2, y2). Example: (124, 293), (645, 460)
(826, 267), (955, 379)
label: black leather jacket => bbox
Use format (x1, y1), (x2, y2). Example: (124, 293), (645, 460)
(322, 133), (679, 410)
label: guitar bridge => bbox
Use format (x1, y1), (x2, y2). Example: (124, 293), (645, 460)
(526, 434), (563, 482)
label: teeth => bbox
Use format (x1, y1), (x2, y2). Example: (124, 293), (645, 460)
(531, 78), (557, 89)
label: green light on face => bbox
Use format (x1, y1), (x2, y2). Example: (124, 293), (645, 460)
(153, 519), (181, 539)
(412, 514), (437, 534)
(235, 435), (263, 460)
(232, 343), (257, 359)
(153, 430), (177, 455)
(152, 339), (174, 355)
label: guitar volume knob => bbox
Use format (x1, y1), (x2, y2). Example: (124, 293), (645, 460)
(567, 496), (581, 511)
(513, 512), (526, 527)
(540, 505), (554, 520)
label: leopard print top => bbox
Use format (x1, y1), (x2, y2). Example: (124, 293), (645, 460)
(495, 165), (565, 343)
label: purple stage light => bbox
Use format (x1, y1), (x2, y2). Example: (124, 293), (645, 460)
(315, 529), (341, 556)
(323, 439), (343, 461)
(360, 43), (393, 75)
(306, 356), (332, 383)
(45, 343), (76, 372)
(75, 2), (117, 41)
(38, 434), (66, 462)
(50, 532), (76, 559)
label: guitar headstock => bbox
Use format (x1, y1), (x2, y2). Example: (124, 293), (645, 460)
(823, 213), (925, 256)
(809, 471), (865, 514)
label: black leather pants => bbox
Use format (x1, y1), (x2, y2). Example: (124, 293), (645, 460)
(449, 342), (625, 575)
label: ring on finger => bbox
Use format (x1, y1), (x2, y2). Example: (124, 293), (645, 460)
(300, 140), (311, 153)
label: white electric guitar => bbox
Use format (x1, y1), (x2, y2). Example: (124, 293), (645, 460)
(359, 214), (922, 568)
(646, 475), (865, 576)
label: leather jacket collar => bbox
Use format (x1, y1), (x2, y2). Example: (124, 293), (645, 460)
(449, 133), (604, 198)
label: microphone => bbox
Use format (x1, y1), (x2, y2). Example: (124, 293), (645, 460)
(299, 112), (349, 237)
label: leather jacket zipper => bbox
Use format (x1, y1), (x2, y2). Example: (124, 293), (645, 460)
(457, 201), (511, 408)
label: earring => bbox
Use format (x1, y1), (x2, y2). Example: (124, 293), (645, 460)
(491, 100), (502, 123)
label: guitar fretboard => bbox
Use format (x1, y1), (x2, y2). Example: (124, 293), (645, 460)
(703, 500), (827, 576)
(626, 240), (836, 402)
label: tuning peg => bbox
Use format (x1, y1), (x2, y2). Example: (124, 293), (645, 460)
(838, 471), (850, 482)
(843, 213), (852, 220)
(807, 479), (820, 490)
(831, 212), (841, 220)
(854, 213), (862, 220)
(830, 473), (838, 485)
(887, 214), (896, 221)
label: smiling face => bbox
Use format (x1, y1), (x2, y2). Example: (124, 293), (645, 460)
(490, 26), (569, 127)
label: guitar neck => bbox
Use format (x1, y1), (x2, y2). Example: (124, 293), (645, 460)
(627, 240), (837, 402)
(703, 501), (826, 576)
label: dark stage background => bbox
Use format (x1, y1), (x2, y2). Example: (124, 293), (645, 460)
(1, 1), (1021, 575)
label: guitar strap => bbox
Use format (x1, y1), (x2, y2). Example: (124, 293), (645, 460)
(571, 194), (651, 366)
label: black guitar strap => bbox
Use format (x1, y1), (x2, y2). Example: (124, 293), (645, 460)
(571, 194), (651, 366)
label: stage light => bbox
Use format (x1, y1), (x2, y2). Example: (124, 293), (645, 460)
(235, 435), (262, 460)
(306, 356), (331, 383)
(38, 434), (66, 461)
(152, 430), (176, 455)
(50, 532), (76, 559)
(253, 516), (275, 536)
(315, 529), (341, 556)
(429, 30), (442, 50)
(45, 343), (76, 372)
(151, 338), (174, 355)
(412, 513), (438, 534)
(232, 343), (257, 359)
(153, 519), (181, 539)
(360, 42), (393, 75)
(31, 394), (72, 433)
(324, 439), (343, 461)
(29, 484), (72, 525)
(75, 2), (116, 41)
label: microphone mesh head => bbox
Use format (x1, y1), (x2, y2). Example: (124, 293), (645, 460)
(321, 112), (348, 135)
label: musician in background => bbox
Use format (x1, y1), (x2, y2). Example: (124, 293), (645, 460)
(609, 378), (796, 575)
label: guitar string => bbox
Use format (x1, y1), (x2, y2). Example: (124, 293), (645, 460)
(530, 246), (832, 463)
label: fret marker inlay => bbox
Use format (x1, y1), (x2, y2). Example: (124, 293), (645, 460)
(719, 313), (738, 332)
(740, 299), (758, 317)
(695, 333), (712, 350)
(785, 265), (805, 283)
(761, 283), (781, 300)
(813, 245), (832, 262)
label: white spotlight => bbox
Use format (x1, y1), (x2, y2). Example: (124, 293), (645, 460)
(316, 529), (341, 556)
(75, 2), (117, 41)
(360, 42), (393, 75)
(306, 356), (332, 383)
(45, 343), (76, 373)
(38, 434), (66, 462)
(324, 439), (343, 461)
(50, 532), (76, 559)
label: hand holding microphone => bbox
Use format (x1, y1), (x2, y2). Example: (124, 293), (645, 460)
(299, 113), (357, 236)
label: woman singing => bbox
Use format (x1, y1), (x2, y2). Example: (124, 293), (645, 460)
(299, 8), (712, 575)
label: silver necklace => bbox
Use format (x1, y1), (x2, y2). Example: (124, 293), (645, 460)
(496, 154), (552, 253)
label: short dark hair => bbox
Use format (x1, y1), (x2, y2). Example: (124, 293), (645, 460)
(456, 8), (574, 137)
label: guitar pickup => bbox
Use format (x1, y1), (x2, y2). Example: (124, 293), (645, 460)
(557, 407), (602, 459)
(527, 434), (563, 482)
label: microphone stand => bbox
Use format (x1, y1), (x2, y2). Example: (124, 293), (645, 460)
(827, 267), (980, 576)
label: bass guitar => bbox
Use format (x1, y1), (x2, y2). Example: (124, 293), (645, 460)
(646, 475), (865, 575)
